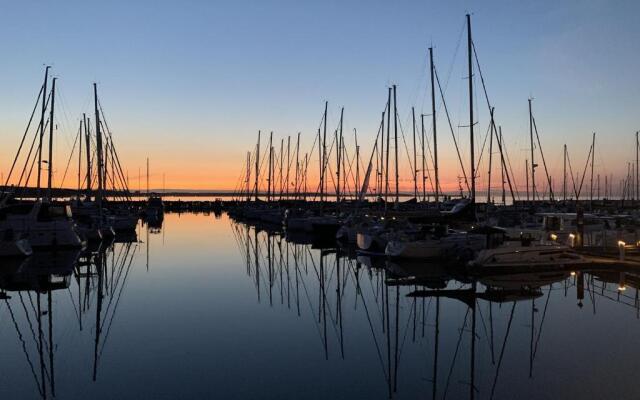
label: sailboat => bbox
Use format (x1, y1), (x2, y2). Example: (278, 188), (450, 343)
(0, 68), (83, 249)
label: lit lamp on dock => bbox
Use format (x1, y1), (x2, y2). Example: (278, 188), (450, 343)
(618, 240), (626, 261)
(568, 233), (576, 248)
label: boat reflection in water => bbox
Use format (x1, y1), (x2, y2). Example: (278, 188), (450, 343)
(231, 219), (640, 400)
(0, 232), (138, 399)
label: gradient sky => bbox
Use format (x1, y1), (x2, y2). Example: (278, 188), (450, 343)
(1, 0), (639, 193)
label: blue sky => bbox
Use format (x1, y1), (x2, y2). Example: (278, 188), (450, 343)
(1, 0), (639, 191)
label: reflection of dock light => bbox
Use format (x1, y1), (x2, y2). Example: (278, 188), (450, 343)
(618, 285), (627, 291)
(618, 241), (626, 261)
(570, 271), (576, 276)
(550, 233), (558, 241)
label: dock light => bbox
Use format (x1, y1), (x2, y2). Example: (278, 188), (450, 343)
(636, 240), (640, 247)
(380, 217), (385, 220)
(569, 233), (575, 239)
(618, 240), (626, 247)
(550, 233), (558, 241)
(570, 271), (576, 276)
(619, 285), (627, 291)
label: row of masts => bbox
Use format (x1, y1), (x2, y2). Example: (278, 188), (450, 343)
(233, 14), (638, 208)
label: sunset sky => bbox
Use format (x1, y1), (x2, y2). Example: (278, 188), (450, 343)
(1, 0), (639, 195)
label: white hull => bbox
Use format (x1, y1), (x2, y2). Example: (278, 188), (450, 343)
(472, 243), (586, 268)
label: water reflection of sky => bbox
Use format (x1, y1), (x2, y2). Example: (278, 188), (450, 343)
(1, 213), (640, 399)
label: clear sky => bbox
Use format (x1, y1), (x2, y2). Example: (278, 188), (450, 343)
(1, 0), (639, 194)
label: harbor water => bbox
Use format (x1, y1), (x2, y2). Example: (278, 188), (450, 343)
(1, 212), (639, 399)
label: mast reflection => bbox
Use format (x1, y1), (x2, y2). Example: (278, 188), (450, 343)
(231, 219), (640, 399)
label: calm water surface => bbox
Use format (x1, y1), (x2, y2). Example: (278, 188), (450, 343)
(1, 213), (640, 399)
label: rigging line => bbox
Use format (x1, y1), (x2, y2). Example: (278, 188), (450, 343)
(3, 83), (44, 188)
(474, 120), (493, 175)
(471, 39), (492, 112)
(576, 143), (593, 199)
(419, 117), (437, 194)
(442, 19), (467, 95)
(435, 67), (470, 193)
(98, 116), (131, 197)
(501, 135), (521, 201)
(532, 117), (555, 199)
(15, 119), (44, 191)
(58, 123), (81, 188)
(12, 91), (52, 195)
(396, 110), (416, 182)
(24, 133), (44, 192)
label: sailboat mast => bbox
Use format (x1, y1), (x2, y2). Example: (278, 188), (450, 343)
(467, 14), (476, 203)
(267, 131), (273, 202)
(528, 98), (535, 203)
(246, 151), (251, 202)
(295, 132), (300, 200)
(337, 107), (344, 202)
(526, 159), (529, 202)
(322, 102), (328, 203)
(429, 47), (439, 207)
(286, 135), (290, 200)
(412, 107), (417, 199)
(563, 144), (567, 201)
(636, 131), (640, 200)
(355, 128), (360, 199)
(46, 78), (56, 200)
(500, 128), (506, 205)
(146, 157), (149, 195)
(385, 88), (391, 206)
(84, 114), (91, 198)
(37, 66), (50, 197)
(487, 107), (495, 204)
(254, 131), (261, 201)
(94, 83), (104, 211)
(393, 84), (399, 205)
(279, 138), (283, 199)
(590, 132), (595, 208)
(380, 110), (385, 196)
(78, 119), (83, 200)
(421, 114), (427, 202)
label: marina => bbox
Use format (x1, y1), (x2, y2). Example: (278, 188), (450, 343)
(3, 2), (640, 398)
